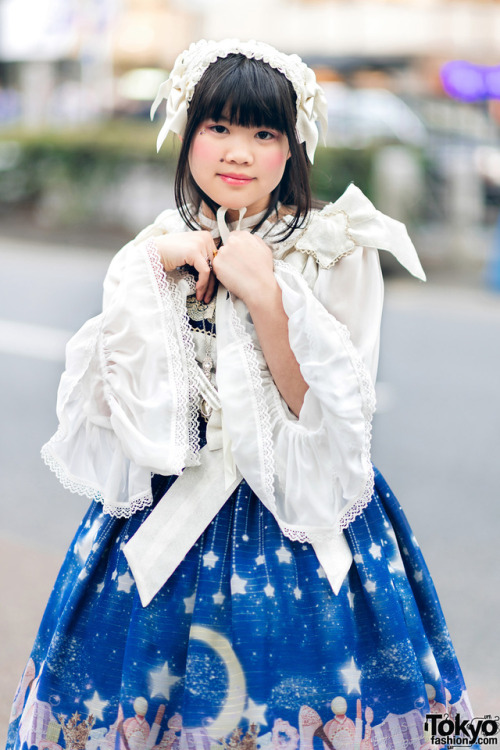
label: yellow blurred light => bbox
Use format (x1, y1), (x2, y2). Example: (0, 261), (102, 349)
(117, 68), (168, 101)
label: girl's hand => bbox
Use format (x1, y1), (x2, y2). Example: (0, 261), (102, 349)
(212, 230), (275, 304)
(153, 231), (217, 303)
(214, 229), (308, 416)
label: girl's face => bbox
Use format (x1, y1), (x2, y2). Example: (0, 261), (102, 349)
(189, 118), (290, 221)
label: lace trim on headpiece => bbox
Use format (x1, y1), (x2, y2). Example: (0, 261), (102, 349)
(151, 38), (328, 164)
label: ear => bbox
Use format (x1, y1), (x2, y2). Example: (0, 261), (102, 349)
(178, 135), (183, 143)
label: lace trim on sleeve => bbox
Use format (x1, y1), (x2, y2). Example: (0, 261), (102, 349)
(334, 322), (375, 532)
(38, 312), (154, 517)
(294, 241), (357, 270)
(278, 315), (375, 543)
(40, 443), (154, 518)
(227, 276), (375, 543)
(274, 259), (376, 541)
(293, 208), (358, 269)
(40, 311), (156, 518)
(144, 240), (200, 466)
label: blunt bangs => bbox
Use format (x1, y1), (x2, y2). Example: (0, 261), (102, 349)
(174, 53), (312, 241)
(189, 55), (292, 135)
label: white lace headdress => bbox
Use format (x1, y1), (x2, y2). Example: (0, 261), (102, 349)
(151, 39), (328, 164)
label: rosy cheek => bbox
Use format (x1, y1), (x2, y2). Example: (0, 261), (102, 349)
(191, 136), (217, 161)
(262, 148), (289, 171)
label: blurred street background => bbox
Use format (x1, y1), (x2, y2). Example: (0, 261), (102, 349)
(1, 0), (500, 745)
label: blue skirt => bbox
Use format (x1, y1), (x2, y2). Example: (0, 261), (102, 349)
(7, 469), (474, 750)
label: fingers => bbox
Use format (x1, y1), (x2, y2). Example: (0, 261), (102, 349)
(193, 233), (216, 301)
(194, 255), (211, 301)
(203, 269), (217, 304)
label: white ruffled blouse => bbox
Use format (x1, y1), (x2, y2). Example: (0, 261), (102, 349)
(41, 183), (425, 603)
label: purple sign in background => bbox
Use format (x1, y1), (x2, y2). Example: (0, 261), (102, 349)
(441, 60), (500, 102)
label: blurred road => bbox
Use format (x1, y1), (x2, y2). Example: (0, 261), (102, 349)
(1, 237), (499, 746)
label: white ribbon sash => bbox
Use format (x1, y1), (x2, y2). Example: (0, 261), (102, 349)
(124, 444), (241, 607)
(124, 205), (353, 607)
(123, 440), (352, 608)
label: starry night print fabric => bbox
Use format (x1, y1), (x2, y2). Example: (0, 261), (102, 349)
(7, 466), (474, 750)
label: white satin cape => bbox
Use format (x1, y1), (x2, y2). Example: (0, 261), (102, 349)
(41, 184), (425, 606)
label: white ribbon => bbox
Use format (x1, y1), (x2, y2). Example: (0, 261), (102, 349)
(124, 445), (242, 607)
(151, 39), (328, 164)
(124, 204), (353, 606)
(123, 438), (352, 607)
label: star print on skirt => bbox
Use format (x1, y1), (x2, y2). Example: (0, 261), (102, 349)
(7, 469), (475, 750)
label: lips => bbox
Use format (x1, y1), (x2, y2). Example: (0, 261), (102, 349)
(218, 173), (254, 186)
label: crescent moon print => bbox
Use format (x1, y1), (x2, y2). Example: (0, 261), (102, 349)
(190, 625), (246, 737)
(7, 446), (479, 750)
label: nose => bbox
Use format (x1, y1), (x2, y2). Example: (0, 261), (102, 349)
(224, 133), (254, 165)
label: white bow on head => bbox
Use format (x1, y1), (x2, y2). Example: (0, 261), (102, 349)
(151, 38), (328, 164)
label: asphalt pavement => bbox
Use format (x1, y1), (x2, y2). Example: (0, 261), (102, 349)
(1, 235), (499, 746)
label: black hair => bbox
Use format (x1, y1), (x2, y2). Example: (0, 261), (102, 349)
(173, 53), (312, 241)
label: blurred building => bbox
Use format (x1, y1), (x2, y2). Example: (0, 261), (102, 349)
(1, 0), (500, 247)
(1, 0), (500, 128)
(0, 0), (195, 126)
(112, 0), (194, 71)
(201, 0), (500, 61)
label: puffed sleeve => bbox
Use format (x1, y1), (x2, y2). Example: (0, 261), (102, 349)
(41, 222), (201, 517)
(215, 186), (424, 545)
(215, 260), (376, 544)
(313, 245), (384, 385)
(269, 258), (378, 536)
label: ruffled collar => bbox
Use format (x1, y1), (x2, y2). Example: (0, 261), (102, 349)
(185, 184), (426, 280)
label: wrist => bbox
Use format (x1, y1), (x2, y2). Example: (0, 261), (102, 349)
(244, 274), (280, 314)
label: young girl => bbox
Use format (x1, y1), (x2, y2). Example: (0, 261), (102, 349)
(8, 39), (475, 750)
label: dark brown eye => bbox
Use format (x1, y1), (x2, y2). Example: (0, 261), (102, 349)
(209, 124), (228, 134)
